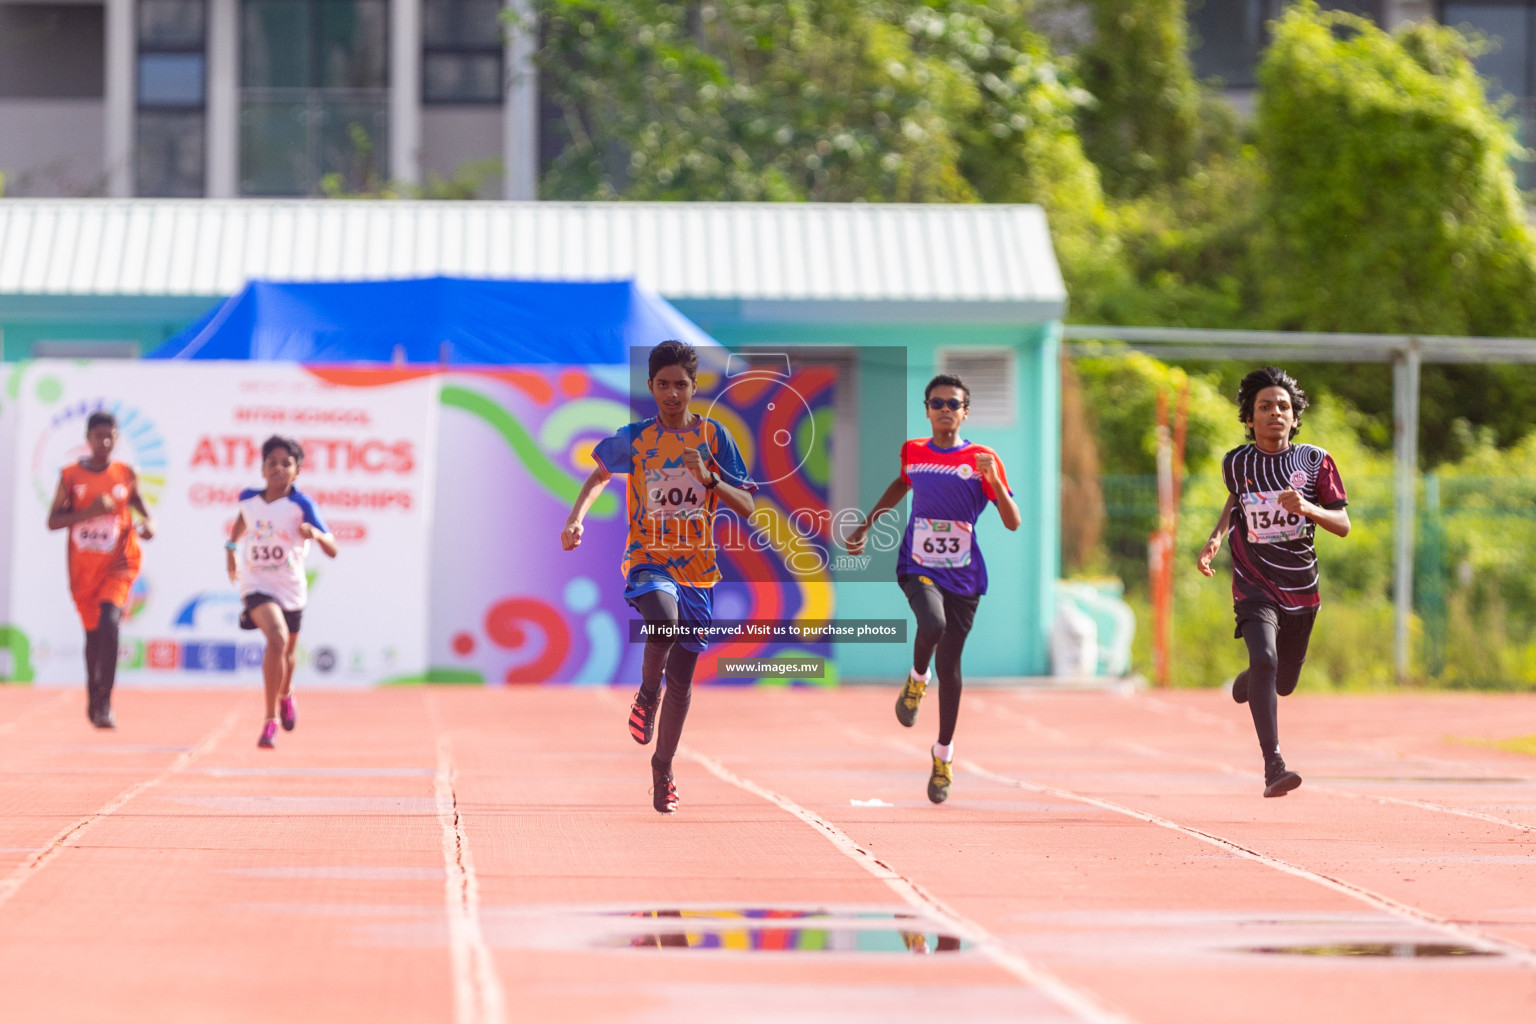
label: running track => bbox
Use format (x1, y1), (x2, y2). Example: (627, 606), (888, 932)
(1, 685), (1534, 1023)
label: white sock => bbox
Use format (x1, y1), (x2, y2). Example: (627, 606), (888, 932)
(910, 667), (930, 684)
(932, 741), (953, 762)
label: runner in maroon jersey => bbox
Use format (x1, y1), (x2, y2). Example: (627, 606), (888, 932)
(1197, 367), (1350, 797)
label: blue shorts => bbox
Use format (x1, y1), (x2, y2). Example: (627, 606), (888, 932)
(624, 566), (714, 653)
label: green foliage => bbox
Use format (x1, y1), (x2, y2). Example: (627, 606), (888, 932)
(530, 0), (979, 201)
(1073, 348), (1229, 477)
(1075, 0), (1206, 197)
(1256, 3), (1536, 337)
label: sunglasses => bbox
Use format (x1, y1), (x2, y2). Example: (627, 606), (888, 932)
(926, 398), (967, 411)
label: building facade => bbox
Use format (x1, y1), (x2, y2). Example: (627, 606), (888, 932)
(0, 0), (535, 198)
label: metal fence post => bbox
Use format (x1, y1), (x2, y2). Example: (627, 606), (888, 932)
(1392, 339), (1422, 684)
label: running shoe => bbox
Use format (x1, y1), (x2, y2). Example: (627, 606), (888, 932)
(926, 755), (953, 804)
(258, 720), (277, 749)
(651, 758), (678, 814)
(895, 674), (927, 728)
(92, 704), (116, 730)
(1263, 758), (1301, 798)
(629, 690), (659, 745)
(1231, 670), (1249, 704)
(279, 695), (297, 732)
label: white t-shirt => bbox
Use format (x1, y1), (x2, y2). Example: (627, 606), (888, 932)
(236, 487), (328, 611)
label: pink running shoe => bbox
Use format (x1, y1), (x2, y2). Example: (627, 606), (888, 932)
(279, 695), (297, 732)
(258, 720), (277, 749)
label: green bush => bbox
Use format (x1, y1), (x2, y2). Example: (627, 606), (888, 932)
(1257, 3), (1536, 337)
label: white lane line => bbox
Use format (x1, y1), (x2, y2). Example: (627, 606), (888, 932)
(1112, 737), (1536, 838)
(434, 739), (506, 1024)
(0, 705), (241, 911)
(874, 730), (1536, 968)
(978, 695), (1536, 838)
(683, 746), (1138, 1024)
(1130, 691), (1536, 782)
(434, 736), (506, 1024)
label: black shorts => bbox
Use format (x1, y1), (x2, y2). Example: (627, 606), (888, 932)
(898, 574), (980, 635)
(1233, 599), (1315, 647)
(239, 593), (303, 635)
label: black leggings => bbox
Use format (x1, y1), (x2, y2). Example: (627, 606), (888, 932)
(900, 576), (979, 747)
(1238, 607), (1315, 760)
(85, 602), (122, 703)
(631, 590), (700, 769)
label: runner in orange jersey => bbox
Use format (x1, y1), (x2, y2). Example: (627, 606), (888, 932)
(46, 411), (155, 728)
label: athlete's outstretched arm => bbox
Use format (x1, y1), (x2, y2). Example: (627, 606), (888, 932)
(562, 464), (612, 550)
(226, 516), (247, 583)
(46, 474), (113, 530)
(1196, 493), (1238, 577)
(844, 477), (911, 555)
(1277, 489), (1350, 538)
(127, 468), (155, 539)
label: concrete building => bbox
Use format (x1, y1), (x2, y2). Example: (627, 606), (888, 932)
(0, 0), (536, 199)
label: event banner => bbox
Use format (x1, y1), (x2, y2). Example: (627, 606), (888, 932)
(426, 360), (839, 686)
(6, 361), (438, 686)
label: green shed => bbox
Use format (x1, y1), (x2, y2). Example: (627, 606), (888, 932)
(0, 199), (1066, 677)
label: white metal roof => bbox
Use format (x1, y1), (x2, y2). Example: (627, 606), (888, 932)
(0, 199), (1065, 322)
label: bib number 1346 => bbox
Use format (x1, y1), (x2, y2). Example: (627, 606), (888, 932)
(1240, 490), (1307, 544)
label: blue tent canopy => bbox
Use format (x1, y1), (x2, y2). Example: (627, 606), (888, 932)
(147, 277), (717, 364)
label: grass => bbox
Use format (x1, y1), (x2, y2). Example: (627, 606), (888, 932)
(1451, 735), (1536, 759)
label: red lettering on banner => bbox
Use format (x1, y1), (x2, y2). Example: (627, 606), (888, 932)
(190, 435), (416, 474)
(329, 520), (367, 542)
(191, 438), (218, 467)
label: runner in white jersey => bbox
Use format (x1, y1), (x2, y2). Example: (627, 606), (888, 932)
(226, 436), (338, 749)
(1197, 368), (1350, 798)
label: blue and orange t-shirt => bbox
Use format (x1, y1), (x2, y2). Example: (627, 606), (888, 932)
(896, 438), (1013, 597)
(592, 415), (756, 587)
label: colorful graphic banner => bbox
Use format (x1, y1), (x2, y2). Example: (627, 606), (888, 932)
(426, 362), (837, 686)
(6, 362), (438, 686)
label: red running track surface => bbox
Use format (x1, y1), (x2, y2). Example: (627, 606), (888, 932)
(1, 684), (1535, 1023)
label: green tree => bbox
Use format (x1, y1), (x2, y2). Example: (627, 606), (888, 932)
(530, 0), (977, 202)
(1258, 3), (1536, 337)
(1254, 3), (1536, 462)
(1074, 0), (1206, 198)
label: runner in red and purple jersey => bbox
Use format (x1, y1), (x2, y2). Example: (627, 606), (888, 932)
(846, 374), (1021, 803)
(1198, 366), (1351, 798)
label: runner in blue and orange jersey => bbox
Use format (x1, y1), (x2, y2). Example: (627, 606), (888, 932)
(561, 340), (757, 813)
(845, 374), (1021, 803)
(46, 411), (156, 728)
(1198, 366), (1351, 798)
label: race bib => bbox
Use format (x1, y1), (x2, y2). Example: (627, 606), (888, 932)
(912, 517), (972, 568)
(70, 515), (120, 554)
(245, 541), (292, 569)
(1240, 490), (1308, 544)
(644, 466), (706, 520)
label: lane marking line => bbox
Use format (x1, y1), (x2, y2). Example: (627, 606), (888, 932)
(1129, 691), (1536, 783)
(880, 731), (1536, 968)
(0, 704), (241, 912)
(976, 696), (1536, 841)
(434, 736), (507, 1024)
(683, 746), (1137, 1024)
(1111, 738), (1536, 838)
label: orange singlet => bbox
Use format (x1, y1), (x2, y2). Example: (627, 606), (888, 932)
(59, 462), (141, 631)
